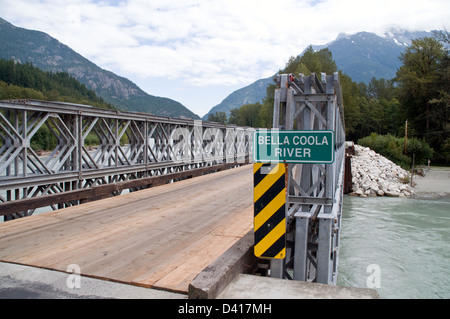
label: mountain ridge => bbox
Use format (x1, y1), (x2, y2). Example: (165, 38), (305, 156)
(203, 29), (434, 120)
(0, 17), (200, 119)
(308, 29), (432, 83)
(203, 76), (273, 120)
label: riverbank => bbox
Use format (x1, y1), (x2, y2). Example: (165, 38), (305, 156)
(350, 145), (414, 198)
(412, 167), (450, 199)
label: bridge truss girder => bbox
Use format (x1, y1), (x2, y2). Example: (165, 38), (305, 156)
(0, 100), (254, 220)
(271, 73), (345, 285)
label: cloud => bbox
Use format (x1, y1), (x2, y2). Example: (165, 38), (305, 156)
(1, 0), (449, 90)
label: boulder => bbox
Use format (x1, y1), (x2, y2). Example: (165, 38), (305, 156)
(350, 145), (415, 198)
(385, 191), (400, 197)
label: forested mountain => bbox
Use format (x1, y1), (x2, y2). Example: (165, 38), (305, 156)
(203, 77), (273, 120)
(209, 32), (449, 165)
(0, 17), (200, 119)
(203, 30), (433, 121)
(0, 58), (115, 109)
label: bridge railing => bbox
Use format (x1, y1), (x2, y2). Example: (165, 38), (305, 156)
(0, 99), (254, 219)
(270, 73), (345, 285)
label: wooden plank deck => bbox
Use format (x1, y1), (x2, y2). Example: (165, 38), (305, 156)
(0, 165), (254, 294)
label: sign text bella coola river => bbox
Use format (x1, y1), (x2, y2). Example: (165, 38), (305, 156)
(253, 130), (335, 164)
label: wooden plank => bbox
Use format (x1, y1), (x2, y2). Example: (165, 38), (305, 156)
(142, 206), (253, 292)
(151, 234), (239, 293)
(0, 165), (254, 294)
(0, 163), (245, 216)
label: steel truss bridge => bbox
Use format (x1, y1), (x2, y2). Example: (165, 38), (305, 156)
(0, 99), (254, 220)
(0, 71), (345, 286)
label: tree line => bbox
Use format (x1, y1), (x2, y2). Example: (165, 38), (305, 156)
(0, 58), (117, 150)
(208, 32), (449, 165)
(0, 58), (114, 110)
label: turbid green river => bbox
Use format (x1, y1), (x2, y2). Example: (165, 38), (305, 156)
(338, 195), (450, 299)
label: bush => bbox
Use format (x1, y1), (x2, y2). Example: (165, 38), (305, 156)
(357, 133), (433, 168)
(406, 138), (434, 165)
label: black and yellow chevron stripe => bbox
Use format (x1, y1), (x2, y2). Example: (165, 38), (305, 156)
(253, 163), (286, 259)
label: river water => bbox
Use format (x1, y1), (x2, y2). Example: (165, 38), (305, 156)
(337, 195), (450, 299)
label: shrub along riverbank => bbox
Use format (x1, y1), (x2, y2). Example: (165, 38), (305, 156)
(358, 133), (434, 169)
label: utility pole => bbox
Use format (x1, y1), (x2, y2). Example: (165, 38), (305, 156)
(404, 120), (408, 155)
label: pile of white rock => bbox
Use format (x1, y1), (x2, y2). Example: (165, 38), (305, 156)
(349, 145), (415, 198)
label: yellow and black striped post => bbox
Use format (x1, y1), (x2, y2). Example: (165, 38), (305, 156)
(253, 163), (286, 259)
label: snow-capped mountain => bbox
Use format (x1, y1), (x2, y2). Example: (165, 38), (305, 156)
(203, 29), (435, 120)
(308, 29), (432, 83)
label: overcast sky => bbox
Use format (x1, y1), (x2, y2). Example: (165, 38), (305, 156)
(1, 0), (449, 117)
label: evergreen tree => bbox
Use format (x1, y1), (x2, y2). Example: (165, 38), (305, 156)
(395, 37), (445, 135)
(367, 77), (396, 100)
(0, 58), (115, 110)
(283, 47), (338, 76)
(395, 37), (448, 163)
(229, 103), (262, 127)
(207, 112), (227, 124)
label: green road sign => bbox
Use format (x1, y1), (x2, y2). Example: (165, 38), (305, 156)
(253, 130), (335, 164)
